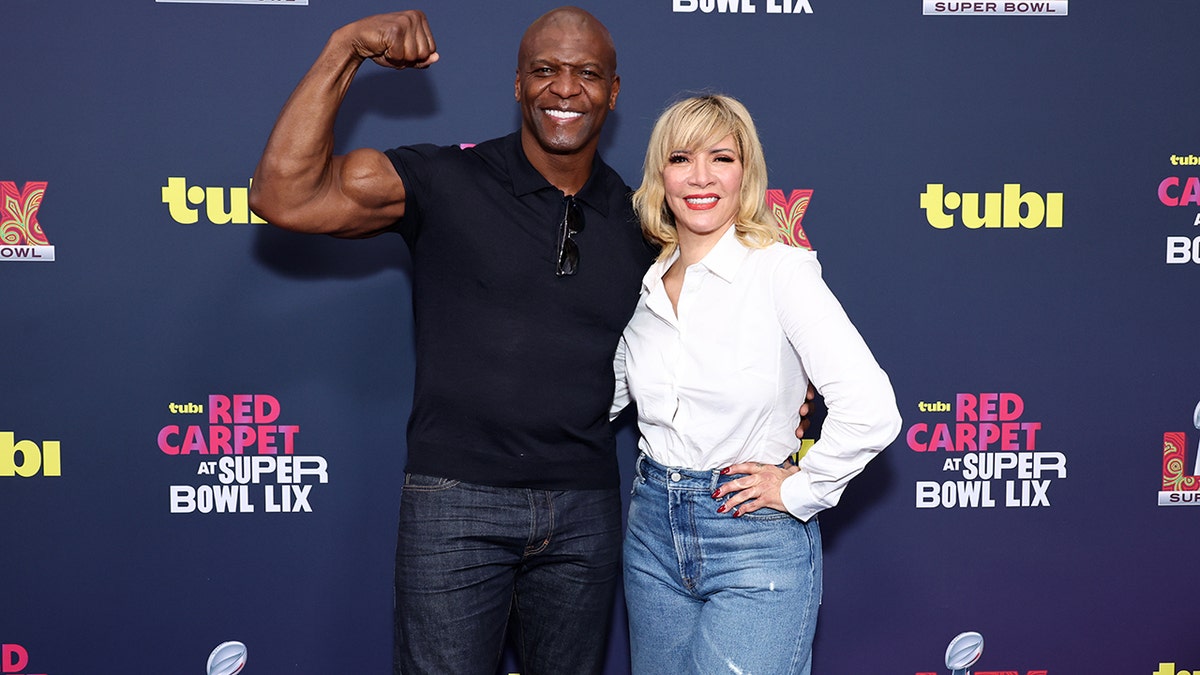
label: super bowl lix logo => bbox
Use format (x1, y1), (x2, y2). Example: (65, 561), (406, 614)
(1, 182), (54, 262)
(1159, 401), (1200, 506)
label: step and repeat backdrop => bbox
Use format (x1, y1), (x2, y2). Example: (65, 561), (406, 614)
(4, 0), (1199, 673)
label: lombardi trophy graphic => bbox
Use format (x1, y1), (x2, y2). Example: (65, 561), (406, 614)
(945, 631), (984, 675)
(207, 641), (247, 675)
(1193, 400), (1200, 475)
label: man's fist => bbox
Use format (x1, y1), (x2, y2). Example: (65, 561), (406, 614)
(349, 10), (439, 70)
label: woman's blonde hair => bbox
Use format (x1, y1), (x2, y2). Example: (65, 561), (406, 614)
(632, 94), (778, 260)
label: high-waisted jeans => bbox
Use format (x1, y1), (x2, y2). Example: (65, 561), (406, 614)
(624, 453), (822, 675)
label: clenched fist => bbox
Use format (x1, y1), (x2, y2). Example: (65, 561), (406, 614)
(345, 10), (439, 70)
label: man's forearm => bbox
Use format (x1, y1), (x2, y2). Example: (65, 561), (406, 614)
(249, 30), (366, 232)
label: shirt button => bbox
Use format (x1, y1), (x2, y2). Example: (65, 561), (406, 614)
(670, 472), (682, 482)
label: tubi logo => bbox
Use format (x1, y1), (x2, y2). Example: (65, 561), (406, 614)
(766, 189), (814, 250)
(920, 183), (1063, 229)
(2, 643), (47, 675)
(0, 181), (55, 262)
(161, 177), (267, 225)
(0, 432), (61, 478)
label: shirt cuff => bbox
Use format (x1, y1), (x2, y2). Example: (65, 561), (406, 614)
(780, 471), (823, 522)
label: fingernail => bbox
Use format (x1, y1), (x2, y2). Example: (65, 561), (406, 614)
(732, 509), (740, 517)
(717, 504), (727, 513)
(720, 467), (730, 475)
(711, 490), (721, 499)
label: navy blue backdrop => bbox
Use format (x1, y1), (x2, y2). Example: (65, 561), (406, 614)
(4, 1), (1199, 673)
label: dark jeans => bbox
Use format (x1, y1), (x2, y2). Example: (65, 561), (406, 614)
(393, 473), (622, 675)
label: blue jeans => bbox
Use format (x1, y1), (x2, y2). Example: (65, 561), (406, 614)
(624, 454), (822, 675)
(393, 473), (622, 675)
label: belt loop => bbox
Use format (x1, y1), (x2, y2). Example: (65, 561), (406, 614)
(635, 452), (645, 479)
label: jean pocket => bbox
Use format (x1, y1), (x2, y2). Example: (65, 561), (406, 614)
(737, 506), (796, 522)
(402, 472), (461, 492)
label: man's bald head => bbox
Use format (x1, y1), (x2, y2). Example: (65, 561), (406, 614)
(518, 6), (617, 72)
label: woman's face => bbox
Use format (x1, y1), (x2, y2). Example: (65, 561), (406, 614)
(662, 133), (743, 245)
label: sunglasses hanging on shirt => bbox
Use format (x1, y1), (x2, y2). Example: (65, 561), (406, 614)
(555, 195), (585, 277)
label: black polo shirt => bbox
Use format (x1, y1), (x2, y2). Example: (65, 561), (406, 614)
(385, 132), (653, 490)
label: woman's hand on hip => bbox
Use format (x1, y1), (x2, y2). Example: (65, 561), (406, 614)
(712, 461), (800, 516)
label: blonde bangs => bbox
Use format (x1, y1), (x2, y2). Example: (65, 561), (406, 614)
(634, 94), (780, 260)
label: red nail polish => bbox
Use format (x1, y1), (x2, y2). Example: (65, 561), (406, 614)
(717, 504), (727, 513)
(720, 467), (730, 475)
(732, 509), (740, 517)
(711, 490), (721, 499)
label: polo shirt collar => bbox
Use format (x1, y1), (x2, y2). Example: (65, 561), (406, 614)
(502, 132), (615, 218)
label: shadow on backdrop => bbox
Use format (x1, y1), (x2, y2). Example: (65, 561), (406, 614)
(251, 67), (437, 280)
(798, 396), (898, 556)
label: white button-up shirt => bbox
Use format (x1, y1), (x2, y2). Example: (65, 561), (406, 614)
(612, 227), (902, 521)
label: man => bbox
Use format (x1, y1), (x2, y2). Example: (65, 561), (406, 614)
(249, 7), (651, 675)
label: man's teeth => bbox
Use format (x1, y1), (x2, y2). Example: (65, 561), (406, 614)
(545, 109), (583, 119)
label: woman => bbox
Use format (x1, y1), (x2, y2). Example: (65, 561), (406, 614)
(612, 94), (902, 675)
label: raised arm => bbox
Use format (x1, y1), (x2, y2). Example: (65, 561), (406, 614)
(248, 10), (439, 238)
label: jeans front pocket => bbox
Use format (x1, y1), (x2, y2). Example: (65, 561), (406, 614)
(402, 472), (460, 492)
(737, 505), (796, 522)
